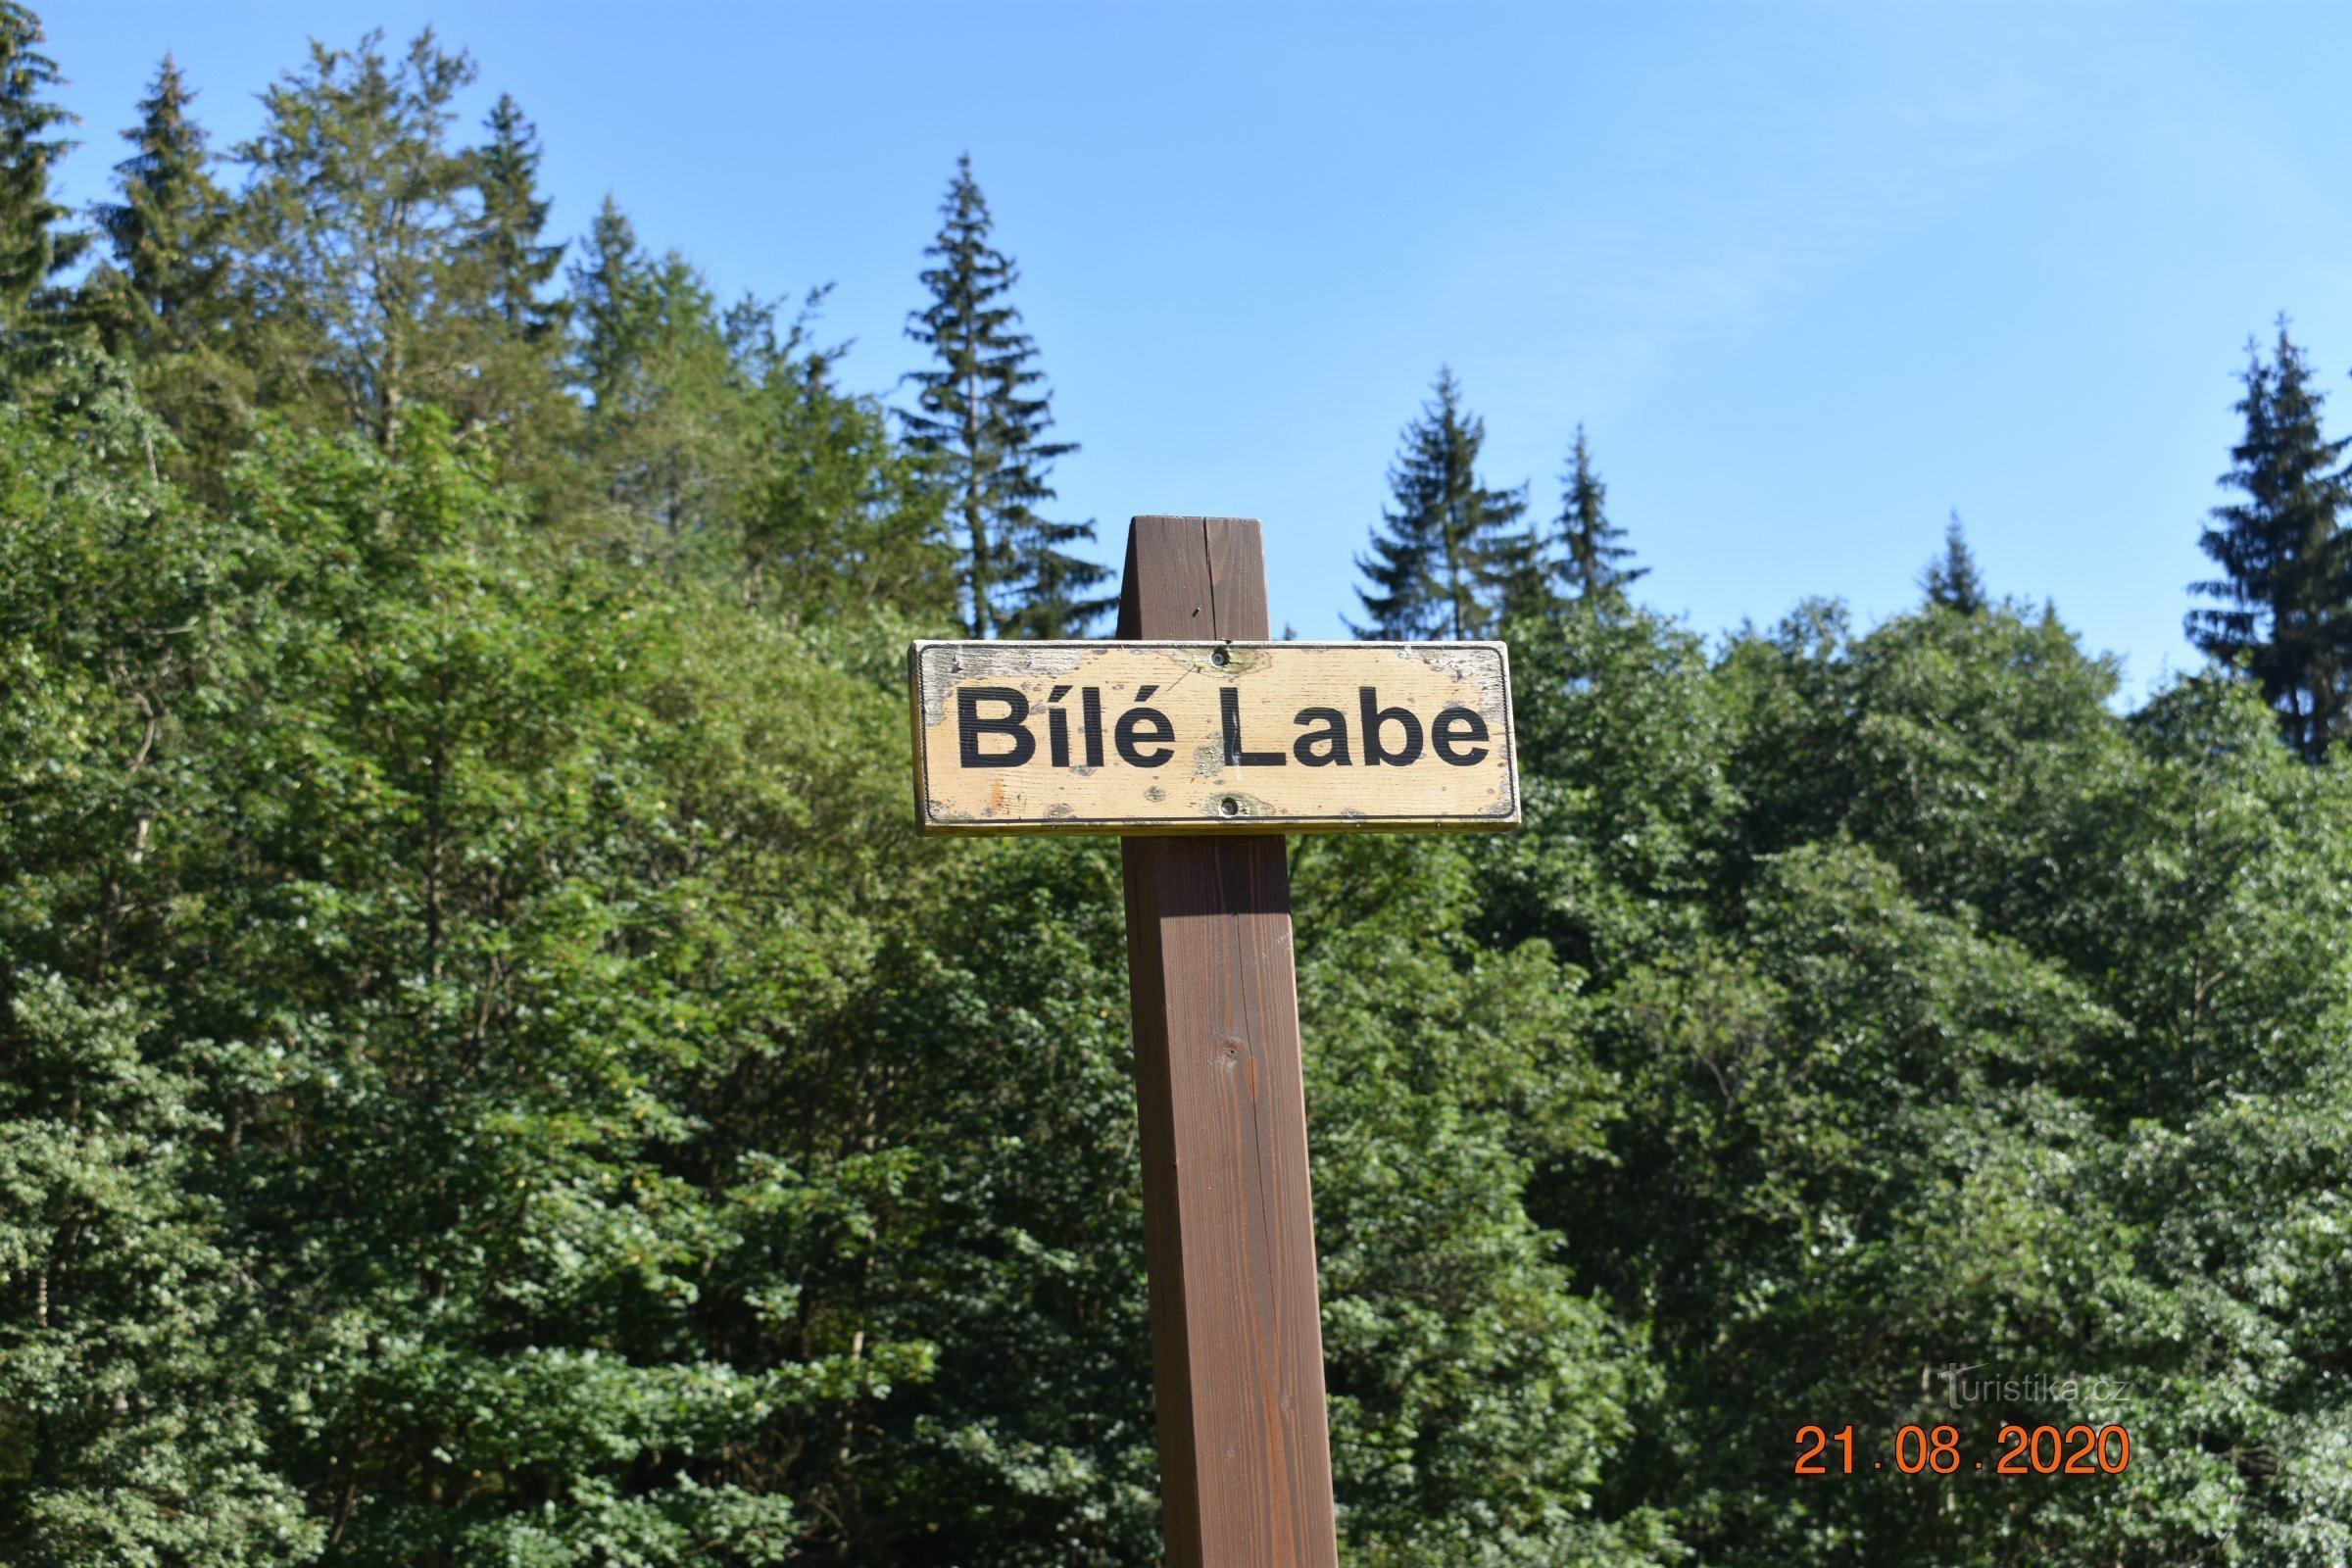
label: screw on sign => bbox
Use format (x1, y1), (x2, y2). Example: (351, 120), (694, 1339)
(906, 516), (1522, 1567)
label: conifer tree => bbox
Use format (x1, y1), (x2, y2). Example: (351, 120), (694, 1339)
(2188, 323), (2352, 760)
(1351, 368), (1525, 639)
(1554, 424), (1643, 605)
(571, 196), (647, 415)
(1482, 525), (1561, 626)
(1921, 511), (1987, 613)
(1483, 502), (1561, 626)
(902, 155), (1106, 638)
(451, 93), (575, 493)
(467, 94), (565, 342)
(568, 195), (742, 544)
(86, 57), (230, 355)
(0, 2), (79, 321)
(80, 54), (251, 481)
(741, 346), (953, 621)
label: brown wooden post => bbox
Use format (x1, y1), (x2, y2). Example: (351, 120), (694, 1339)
(1116, 515), (1341, 1568)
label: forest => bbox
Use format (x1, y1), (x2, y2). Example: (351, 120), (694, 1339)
(4, 8), (2351, 1566)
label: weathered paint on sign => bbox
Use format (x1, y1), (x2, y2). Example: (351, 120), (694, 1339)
(907, 640), (1520, 834)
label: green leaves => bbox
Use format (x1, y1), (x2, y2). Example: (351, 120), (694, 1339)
(1511, 596), (2352, 1567)
(5, 29), (2351, 1554)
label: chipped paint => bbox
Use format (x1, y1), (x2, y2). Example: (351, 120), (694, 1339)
(908, 639), (1520, 835)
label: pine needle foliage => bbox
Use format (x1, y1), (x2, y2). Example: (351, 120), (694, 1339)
(10, 10), (2352, 1563)
(901, 155), (1106, 638)
(466, 94), (566, 344)
(1555, 424), (1643, 607)
(1921, 511), (1987, 614)
(0, 1), (77, 319)
(1351, 367), (1527, 639)
(86, 55), (230, 356)
(2188, 322), (2352, 760)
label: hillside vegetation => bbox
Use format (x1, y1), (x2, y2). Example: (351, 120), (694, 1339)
(5, 13), (2352, 1566)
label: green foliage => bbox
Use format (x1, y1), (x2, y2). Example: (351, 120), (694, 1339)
(901, 156), (1106, 639)
(0, 1), (78, 319)
(1920, 511), (1986, 614)
(86, 54), (232, 356)
(232, 30), (486, 445)
(0, 405), (317, 1564)
(567, 197), (746, 551)
(2189, 322), (2352, 760)
(739, 345), (955, 623)
(466, 96), (565, 346)
(9, 12), (2352, 1565)
(1528, 600), (2352, 1566)
(1552, 425), (1643, 610)
(80, 54), (251, 484)
(450, 93), (575, 502)
(1352, 368), (1529, 640)
(1294, 836), (1670, 1567)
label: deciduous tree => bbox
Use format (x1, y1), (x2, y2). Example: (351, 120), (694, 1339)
(232, 28), (482, 446)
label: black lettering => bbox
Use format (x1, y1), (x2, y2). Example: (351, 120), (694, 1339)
(1432, 706), (1491, 765)
(1220, 687), (1288, 766)
(957, 686), (1035, 768)
(1046, 685), (1074, 766)
(1114, 705), (1175, 767)
(1080, 686), (1104, 768)
(1358, 686), (1423, 766)
(1292, 707), (1351, 766)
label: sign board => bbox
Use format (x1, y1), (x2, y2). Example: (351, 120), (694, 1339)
(908, 639), (1519, 834)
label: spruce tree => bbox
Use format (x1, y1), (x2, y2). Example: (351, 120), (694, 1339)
(741, 346), (954, 622)
(86, 55), (230, 357)
(1554, 424), (1643, 605)
(902, 155), (1106, 638)
(2187, 323), (2352, 760)
(1351, 368), (1525, 639)
(467, 94), (565, 342)
(1921, 511), (1987, 613)
(0, 1), (80, 320)
(80, 54), (252, 484)
(567, 195), (742, 544)
(1484, 502), (1562, 627)
(571, 196), (647, 416)
(451, 93), (575, 494)
(1483, 526), (1560, 626)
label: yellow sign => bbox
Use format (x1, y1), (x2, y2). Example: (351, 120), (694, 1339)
(908, 640), (1519, 834)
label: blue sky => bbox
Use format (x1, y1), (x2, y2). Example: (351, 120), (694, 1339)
(43, 2), (2352, 695)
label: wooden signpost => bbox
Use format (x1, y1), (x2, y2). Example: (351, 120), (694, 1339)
(907, 515), (1521, 1568)
(908, 639), (1518, 833)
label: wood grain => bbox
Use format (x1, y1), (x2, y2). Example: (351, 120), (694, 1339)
(908, 640), (1519, 834)
(1119, 516), (1340, 1568)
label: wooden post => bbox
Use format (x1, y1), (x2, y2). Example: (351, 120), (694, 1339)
(908, 517), (1518, 1558)
(1116, 516), (1341, 1568)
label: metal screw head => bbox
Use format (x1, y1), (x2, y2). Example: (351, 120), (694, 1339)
(1219, 797), (1240, 817)
(1210, 648), (1230, 667)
